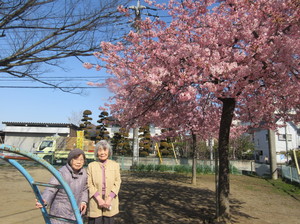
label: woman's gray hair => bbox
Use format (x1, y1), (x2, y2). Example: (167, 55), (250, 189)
(94, 140), (112, 160)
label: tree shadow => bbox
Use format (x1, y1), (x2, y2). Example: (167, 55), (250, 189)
(115, 172), (257, 224)
(229, 198), (259, 223)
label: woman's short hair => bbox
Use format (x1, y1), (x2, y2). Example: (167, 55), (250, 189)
(67, 148), (85, 165)
(94, 140), (112, 160)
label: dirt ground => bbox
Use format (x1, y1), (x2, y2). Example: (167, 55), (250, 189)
(0, 165), (299, 224)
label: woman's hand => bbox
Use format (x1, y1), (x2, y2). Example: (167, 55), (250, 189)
(103, 196), (112, 210)
(95, 195), (106, 208)
(35, 199), (47, 208)
(80, 202), (87, 215)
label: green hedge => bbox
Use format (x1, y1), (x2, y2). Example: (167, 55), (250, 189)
(132, 163), (241, 174)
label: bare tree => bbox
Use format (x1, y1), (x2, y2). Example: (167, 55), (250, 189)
(0, 0), (130, 92)
(67, 110), (83, 126)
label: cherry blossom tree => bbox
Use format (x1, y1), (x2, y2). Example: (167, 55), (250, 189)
(86, 0), (299, 222)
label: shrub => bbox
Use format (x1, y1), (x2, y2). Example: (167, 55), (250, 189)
(174, 165), (191, 173)
(132, 163), (240, 175)
(139, 151), (149, 157)
(156, 164), (169, 172)
(146, 164), (155, 172)
(137, 164), (145, 171)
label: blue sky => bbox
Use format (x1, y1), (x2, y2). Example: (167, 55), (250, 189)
(0, 0), (170, 130)
(0, 57), (113, 129)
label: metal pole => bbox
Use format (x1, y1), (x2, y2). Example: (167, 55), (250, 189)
(215, 142), (219, 220)
(171, 143), (179, 165)
(285, 124), (289, 163)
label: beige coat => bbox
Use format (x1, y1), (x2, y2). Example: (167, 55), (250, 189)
(87, 160), (121, 218)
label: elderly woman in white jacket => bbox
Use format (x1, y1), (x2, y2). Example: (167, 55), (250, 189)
(87, 140), (121, 224)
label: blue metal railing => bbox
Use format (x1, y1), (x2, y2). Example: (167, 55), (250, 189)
(0, 144), (83, 224)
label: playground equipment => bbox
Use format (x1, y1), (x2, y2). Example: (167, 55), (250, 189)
(155, 143), (163, 164)
(171, 143), (179, 165)
(293, 149), (300, 175)
(155, 142), (179, 165)
(0, 144), (83, 224)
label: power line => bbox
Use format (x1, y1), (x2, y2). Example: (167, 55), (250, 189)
(1, 76), (110, 79)
(0, 86), (104, 89)
(0, 79), (107, 82)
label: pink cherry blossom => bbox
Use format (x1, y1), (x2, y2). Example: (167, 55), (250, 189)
(83, 62), (93, 69)
(85, 0), (299, 220)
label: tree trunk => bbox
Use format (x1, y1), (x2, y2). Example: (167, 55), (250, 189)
(217, 98), (236, 223)
(191, 133), (197, 185)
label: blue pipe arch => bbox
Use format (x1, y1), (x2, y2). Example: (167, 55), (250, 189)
(0, 144), (83, 224)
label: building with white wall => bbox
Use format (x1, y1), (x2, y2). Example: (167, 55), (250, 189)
(2, 121), (162, 153)
(2, 122), (78, 153)
(251, 119), (299, 164)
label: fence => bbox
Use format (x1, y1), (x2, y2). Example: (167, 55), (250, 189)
(114, 157), (300, 181)
(113, 156), (254, 173)
(281, 165), (300, 184)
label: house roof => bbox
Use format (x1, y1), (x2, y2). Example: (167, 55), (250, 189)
(2, 122), (79, 129)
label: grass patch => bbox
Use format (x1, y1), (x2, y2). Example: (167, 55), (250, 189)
(266, 178), (300, 197)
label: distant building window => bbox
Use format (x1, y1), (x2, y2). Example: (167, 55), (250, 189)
(278, 134), (292, 141)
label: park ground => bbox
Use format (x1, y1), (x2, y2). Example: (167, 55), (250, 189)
(0, 165), (300, 224)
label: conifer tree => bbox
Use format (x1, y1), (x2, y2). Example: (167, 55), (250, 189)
(96, 111), (110, 141)
(111, 127), (131, 155)
(80, 110), (93, 140)
(138, 125), (152, 157)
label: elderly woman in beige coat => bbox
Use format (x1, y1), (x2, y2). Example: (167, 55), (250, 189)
(87, 140), (121, 224)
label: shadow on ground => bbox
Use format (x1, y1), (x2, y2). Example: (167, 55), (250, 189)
(114, 172), (254, 224)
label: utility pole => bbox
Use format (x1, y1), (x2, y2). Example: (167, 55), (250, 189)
(129, 0), (146, 31)
(268, 129), (278, 180)
(132, 127), (139, 167)
(128, 0), (157, 31)
(128, 0), (146, 168)
(127, 1), (158, 168)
